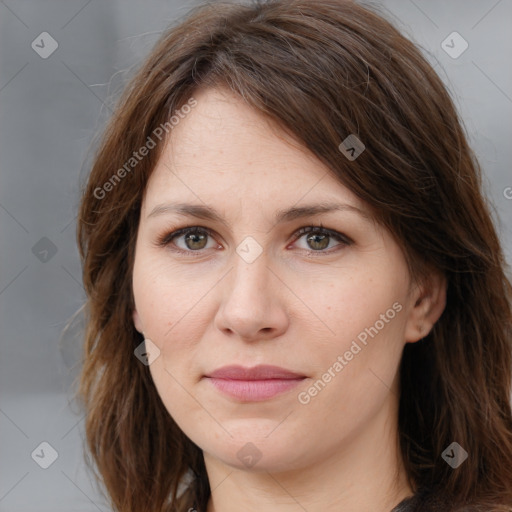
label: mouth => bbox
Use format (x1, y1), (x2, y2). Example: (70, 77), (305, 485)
(203, 365), (307, 402)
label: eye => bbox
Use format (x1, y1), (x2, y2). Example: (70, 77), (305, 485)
(155, 224), (352, 256)
(155, 227), (218, 255)
(291, 225), (352, 254)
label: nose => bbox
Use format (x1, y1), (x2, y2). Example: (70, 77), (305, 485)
(214, 254), (289, 342)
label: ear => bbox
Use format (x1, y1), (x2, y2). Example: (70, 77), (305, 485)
(132, 309), (144, 335)
(404, 270), (447, 343)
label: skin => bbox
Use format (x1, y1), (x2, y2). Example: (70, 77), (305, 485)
(132, 87), (446, 512)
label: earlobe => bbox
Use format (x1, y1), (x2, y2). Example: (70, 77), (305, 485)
(132, 309), (144, 334)
(404, 272), (447, 343)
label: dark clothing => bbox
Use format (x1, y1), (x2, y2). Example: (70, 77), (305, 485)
(389, 489), (450, 511)
(389, 491), (488, 511)
(391, 493), (425, 512)
(391, 495), (417, 512)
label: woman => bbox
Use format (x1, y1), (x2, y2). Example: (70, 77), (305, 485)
(74, 1), (512, 511)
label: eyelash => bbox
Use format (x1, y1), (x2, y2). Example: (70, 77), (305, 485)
(155, 224), (353, 257)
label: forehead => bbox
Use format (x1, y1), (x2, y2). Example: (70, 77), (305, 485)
(143, 87), (365, 216)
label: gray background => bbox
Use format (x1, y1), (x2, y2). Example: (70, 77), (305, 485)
(1, 0), (511, 510)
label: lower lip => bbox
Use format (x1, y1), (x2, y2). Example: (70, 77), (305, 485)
(206, 377), (305, 401)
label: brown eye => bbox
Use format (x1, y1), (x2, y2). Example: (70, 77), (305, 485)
(182, 230), (208, 250)
(305, 232), (330, 251)
(156, 227), (217, 254)
(156, 224), (351, 257)
(293, 226), (352, 253)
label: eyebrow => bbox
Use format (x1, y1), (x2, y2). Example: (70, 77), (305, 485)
(147, 201), (372, 225)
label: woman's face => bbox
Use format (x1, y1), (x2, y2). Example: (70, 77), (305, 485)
(132, 87), (436, 473)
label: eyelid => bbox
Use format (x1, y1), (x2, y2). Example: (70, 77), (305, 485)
(155, 226), (218, 249)
(292, 225), (353, 246)
(155, 224), (353, 255)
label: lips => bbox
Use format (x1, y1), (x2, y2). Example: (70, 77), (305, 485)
(204, 365), (306, 401)
(206, 364), (304, 380)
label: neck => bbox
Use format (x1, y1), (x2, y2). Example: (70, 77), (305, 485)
(203, 393), (413, 512)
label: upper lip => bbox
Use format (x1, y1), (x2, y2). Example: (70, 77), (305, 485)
(205, 365), (305, 380)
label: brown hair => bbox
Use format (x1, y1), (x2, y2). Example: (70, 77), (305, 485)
(73, 1), (512, 510)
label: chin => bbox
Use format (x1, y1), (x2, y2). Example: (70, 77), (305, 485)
(200, 429), (311, 473)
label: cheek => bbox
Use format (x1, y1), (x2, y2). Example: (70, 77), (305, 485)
(132, 254), (214, 399)
(296, 264), (406, 350)
(132, 253), (214, 340)
(135, 267), (211, 433)
(296, 269), (407, 407)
